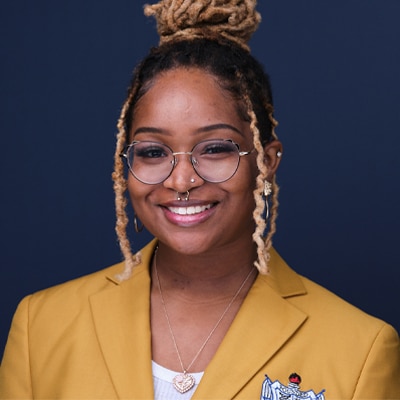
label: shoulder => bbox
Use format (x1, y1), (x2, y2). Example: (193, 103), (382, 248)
(268, 248), (398, 340)
(19, 240), (157, 319)
(25, 262), (125, 308)
(13, 262), (125, 330)
(298, 273), (391, 331)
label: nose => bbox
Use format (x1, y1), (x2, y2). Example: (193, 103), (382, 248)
(163, 152), (203, 192)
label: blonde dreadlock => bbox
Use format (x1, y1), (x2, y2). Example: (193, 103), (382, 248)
(144, 0), (261, 51)
(112, 81), (142, 281)
(112, 0), (280, 279)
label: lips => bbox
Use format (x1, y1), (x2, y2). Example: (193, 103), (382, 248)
(167, 204), (213, 216)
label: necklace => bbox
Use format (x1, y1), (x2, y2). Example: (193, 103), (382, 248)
(153, 251), (256, 394)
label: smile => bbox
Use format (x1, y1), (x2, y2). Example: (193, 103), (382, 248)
(167, 204), (213, 215)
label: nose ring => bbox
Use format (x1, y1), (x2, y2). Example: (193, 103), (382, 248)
(177, 191), (190, 201)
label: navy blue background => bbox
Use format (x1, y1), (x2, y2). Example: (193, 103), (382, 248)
(1, 1), (399, 359)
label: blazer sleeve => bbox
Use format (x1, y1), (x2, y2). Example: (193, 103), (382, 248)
(0, 295), (33, 399)
(353, 323), (400, 399)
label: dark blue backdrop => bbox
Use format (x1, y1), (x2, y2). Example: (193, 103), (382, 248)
(1, 1), (399, 359)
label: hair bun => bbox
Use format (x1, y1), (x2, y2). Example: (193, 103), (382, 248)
(144, 0), (261, 51)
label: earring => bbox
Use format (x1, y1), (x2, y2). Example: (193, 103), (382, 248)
(264, 181), (272, 197)
(133, 214), (144, 233)
(263, 181), (272, 221)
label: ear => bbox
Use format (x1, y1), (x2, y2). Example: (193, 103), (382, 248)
(263, 140), (283, 181)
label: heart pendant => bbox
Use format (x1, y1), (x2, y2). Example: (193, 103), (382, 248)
(173, 372), (196, 393)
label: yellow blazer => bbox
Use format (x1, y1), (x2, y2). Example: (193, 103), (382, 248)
(1, 240), (399, 399)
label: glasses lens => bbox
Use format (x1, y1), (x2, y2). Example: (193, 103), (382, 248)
(126, 141), (173, 184)
(192, 140), (240, 183)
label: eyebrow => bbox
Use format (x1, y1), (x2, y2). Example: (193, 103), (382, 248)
(195, 123), (243, 136)
(133, 127), (165, 136)
(133, 123), (243, 137)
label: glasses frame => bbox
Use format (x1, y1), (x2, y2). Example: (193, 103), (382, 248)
(120, 138), (254, 185)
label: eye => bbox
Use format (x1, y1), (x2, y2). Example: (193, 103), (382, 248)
(198, 141), (237, 157)
(134, 143), (169, 159)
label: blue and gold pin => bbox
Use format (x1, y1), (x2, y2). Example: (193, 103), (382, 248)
(260, 373), (325, 400)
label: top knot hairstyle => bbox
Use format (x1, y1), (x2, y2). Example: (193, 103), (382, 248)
(112, 0), (280, 280)
(144, 0), (261, 51)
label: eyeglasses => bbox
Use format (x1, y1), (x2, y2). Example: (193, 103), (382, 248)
(121, 139), (253, 184)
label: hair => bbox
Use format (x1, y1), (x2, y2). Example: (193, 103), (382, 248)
(112, 0), (280, 279)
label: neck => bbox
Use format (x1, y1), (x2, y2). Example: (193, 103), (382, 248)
(152, 240), (258, 302)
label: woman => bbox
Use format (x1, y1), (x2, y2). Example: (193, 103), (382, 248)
(1, 1), (399, 399)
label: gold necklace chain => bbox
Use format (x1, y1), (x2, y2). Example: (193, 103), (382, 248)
(153, 250), (256, 394)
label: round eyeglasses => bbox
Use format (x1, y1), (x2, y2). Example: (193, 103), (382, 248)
(120, 139), (253, 184)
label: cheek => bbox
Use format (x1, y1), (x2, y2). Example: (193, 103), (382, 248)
(222, 158), (259, 211)
(126, 175), (147, 209)
(235, 157), (259, 192)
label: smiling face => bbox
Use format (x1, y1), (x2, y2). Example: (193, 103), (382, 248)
(127, 67), (260, 256)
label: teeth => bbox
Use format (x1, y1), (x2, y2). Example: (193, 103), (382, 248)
(168, 204), (212, 215)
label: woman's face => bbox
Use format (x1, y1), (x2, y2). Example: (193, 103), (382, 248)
(127, 67), (274, 255)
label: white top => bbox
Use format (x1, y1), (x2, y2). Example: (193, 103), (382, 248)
(152, 361), (204, 400)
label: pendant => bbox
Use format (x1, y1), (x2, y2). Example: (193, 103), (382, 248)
(173, 372), (196, 394)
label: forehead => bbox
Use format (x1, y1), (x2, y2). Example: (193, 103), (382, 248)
(131, 67), (249, 138)
(136, 67), (230, 110)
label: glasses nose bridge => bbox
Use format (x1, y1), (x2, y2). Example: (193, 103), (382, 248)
(171, 150), (195, 167)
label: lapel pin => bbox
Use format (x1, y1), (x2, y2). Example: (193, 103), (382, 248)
(260, 373), (325, 400)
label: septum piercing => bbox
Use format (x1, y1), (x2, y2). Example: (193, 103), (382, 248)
(177, 191), (190, 201)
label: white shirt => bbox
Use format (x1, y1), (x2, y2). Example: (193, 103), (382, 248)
(152, 361), (204, 400)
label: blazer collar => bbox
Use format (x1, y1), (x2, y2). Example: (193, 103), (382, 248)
(264, 247), (307, 298)
(90, 241), (307, 399)
(89, 241), (157, 399)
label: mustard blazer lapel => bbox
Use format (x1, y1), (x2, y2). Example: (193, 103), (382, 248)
(193, 249), (308, 399)
(89, 243), (157, 399)
(89, 243), (307, 400)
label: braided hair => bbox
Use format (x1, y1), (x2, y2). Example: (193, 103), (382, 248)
(112, 0), (280, 279)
